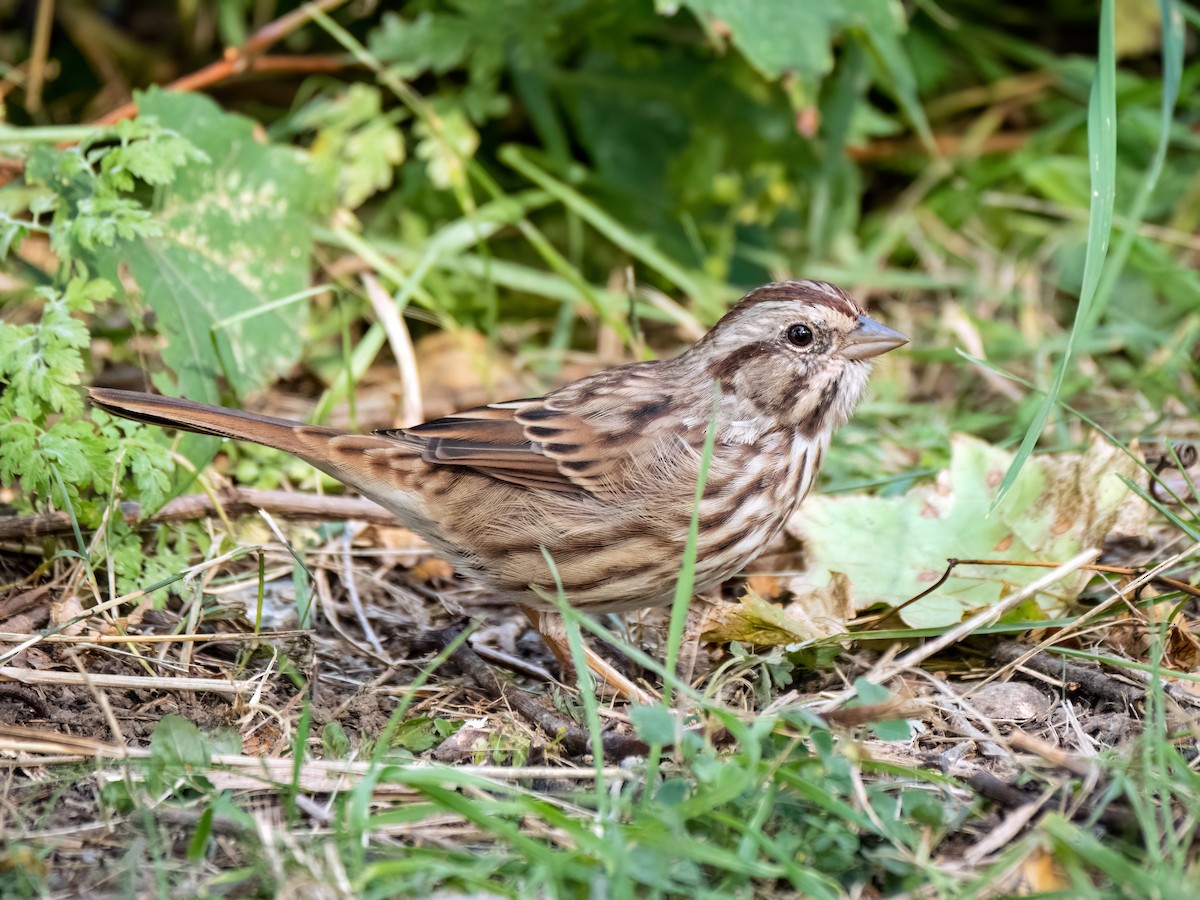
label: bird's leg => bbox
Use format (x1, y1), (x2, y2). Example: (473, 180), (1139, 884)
(520, 606), (657, 706)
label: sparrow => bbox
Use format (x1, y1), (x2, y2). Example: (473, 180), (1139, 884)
(90, 280), (907, 697)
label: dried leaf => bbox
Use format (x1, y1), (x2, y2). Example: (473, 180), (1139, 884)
(702, 573), (852, 646)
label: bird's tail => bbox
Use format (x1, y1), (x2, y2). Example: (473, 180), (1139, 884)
(88, 388), (417, 505)
(88, 387), (345, 455)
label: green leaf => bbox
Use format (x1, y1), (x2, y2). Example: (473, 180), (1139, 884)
(298, 84), (405, 208)
(852, 678), (890, 706)
(187, 806), (215, 861)
(94, 88), (329, 409)
(671, 0), (932, 146)
(148, 714), (214, 793)
(150, 714), (212, 768)
(673, 0), (843, 82)
(630, 704), (677, 746)
(390, 717), (462, 753)
(322, 721), (351, 759)
(790, 435), (1140, 628)
(0, 280), (114, 423)
(415, 105), (479, 191)
(993, 0), (1117, 506)
(369, 11), (472, 79)
(99, 116), (210, 188)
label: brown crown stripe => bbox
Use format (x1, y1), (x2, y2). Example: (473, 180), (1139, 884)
(738, 281), (862, 318)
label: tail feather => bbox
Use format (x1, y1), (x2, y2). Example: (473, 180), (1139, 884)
(87, 387), (340, 457)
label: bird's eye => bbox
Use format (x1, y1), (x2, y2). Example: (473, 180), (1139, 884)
(786, 324), (814, 347)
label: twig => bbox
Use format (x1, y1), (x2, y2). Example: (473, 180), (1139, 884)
(822, 549), (1101, 712)
(89, 0), (354, 126)
(341, 524), (384, 655)
(963, 770), (1038, 809)
(0, 486), (401, 541)
(951, 558), (1200, 600)
(979, 541), (1200, 695)
(0, 666), (257, 694)
(865, 552), (1200, 630)
(431, 627), (649, 760)
(848, 130), (1031, 162)
(0, 723), (638, 784)
(0, 630), (306, 645)
(989, 641), (1143, 706)
(24, 0), (56, 113)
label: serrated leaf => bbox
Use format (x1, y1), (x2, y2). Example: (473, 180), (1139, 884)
(415, 106), (478, 190)
(129, 444), (173, 510)
(0, 419), (41, 489)
(369, 11), (471, 78)
(301, 85), (405, 209)
(342, 120), (405, 208)
(102, 119), (209, 187)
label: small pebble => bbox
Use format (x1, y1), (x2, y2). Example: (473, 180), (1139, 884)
(969, 681), (1052, 722)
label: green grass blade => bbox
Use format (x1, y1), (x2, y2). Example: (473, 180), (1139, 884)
(498, 144), (720, 315)
(1083, 0), (1185, 329)
(992, 0), (1117, 508)
(663, 391), (721, 706)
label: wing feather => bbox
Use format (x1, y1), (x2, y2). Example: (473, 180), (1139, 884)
(376, 360), (692, 495)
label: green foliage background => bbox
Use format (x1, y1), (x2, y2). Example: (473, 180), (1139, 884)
(1, 0), (1196, 592)
(0, 0), (1198, 896)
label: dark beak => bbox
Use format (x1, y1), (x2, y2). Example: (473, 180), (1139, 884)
(840, 315), (908, 361)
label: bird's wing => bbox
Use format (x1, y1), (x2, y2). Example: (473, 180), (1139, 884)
(380, 361), (688, 495)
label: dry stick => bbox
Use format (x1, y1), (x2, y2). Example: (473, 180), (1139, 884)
(848, 129), (1031, 162)
(0, 630), (306, 645)
(24, 0), (55, 113)
(989, 641), (1143, 706)
(89, 0), (354, 126)
(340, 524), (385, 655)
(0, 724), (637, 784)
(362, 273), (424, 428)
(975, 540), (1200, 695)
(819, 548), (1101, 712)
(952, 557), (1200, 600)
(0, 666), (257, 694)
(866, 554), (1200, 632)
(0, 487), (400, 541)
(432, 627), (649, 760)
